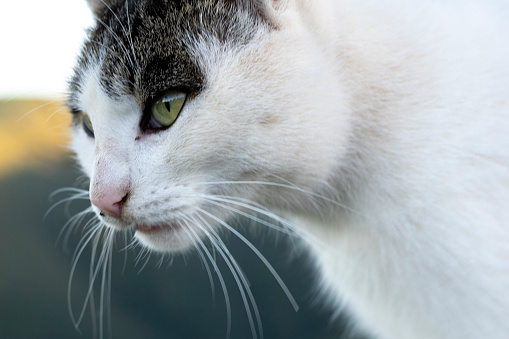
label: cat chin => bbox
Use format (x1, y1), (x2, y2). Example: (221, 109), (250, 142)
(133, 223), (199, 253)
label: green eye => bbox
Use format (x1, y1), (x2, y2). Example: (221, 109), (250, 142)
(151, 90), (187, 127)
(82, 113), (94, 137)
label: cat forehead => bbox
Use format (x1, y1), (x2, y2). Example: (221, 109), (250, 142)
(69, 0), (272, 107)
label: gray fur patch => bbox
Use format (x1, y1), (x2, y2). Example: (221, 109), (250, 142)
(68, 0), (273, 114)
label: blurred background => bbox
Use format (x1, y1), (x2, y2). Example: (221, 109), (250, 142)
(0, 1), (360, 338)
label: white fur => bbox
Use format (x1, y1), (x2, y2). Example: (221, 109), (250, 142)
(72, 1), (509, 338)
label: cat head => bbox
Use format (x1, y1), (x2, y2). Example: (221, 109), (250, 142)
(68, 0), (350, 252)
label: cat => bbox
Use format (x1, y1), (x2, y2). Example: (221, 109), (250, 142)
(66, 0), (509, 338)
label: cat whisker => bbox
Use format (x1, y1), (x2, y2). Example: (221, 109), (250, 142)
(121, 234), (141, 252)
(134, 246), (152, 275)
(156, 254), (168, 270)
(89, 233), (99, 339)
(197, 179), (364, 217)
(208, 194), (303, 248)
(196, 207), (299, 314)
(198, 194), (325, 250)
(120, 230), (130, 275)
(72, 175), (91, 188)
(85, 225), (113, 339)
(71, 218), (105, 264)
(67, 221), (103, 329)
(45, 105), (69, 122)
(57, 207), (96, 252)
(180, 215), (238, 338)
(81, 226), (114, 339)
(206, 196), (302, 250)
(190, 212), (263, 339)
(46, 189), (90, 220)
(50, 187), (89, 197)
(178, 215), (216, 300)
(99, 229), (115, 339)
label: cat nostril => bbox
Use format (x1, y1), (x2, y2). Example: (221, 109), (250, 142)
(90, 192), (128, 219)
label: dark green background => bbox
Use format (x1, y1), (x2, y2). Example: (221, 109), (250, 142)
(0, 157), (363, 339)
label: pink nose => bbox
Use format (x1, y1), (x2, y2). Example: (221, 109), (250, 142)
(90, 191), (128, 219)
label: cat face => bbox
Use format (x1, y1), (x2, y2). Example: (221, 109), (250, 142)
(68, 0), (350, 252)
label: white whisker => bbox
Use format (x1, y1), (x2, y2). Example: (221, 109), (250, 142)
(196, 179), (364, 217)
(135, 247), (152, 275)
(47, 188), (89, 219)
(198, 194), (326, 250)
(191, 212), (263, 339)
(72, 226), (113, 333)
(125, 0), (139, 69)
(178, 215), (216, 299)
(57, 207), (95, 251)
(93, 16), (136, 70)
(89, 229), (99, 339)
(45, 106), (69, 122)
(120, 231), (130, 275)
(67, 222), (102, 329)
(196, 207), (300, 314)
(100, 0), (139, 70)
(99, 229), (115, 339)
(87, 39), (133, 82)
(179, 216), (233, 338)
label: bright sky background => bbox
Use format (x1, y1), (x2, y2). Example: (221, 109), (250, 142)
(0, 0), (94, 98)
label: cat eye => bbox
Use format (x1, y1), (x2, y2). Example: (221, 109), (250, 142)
(148, 90), (187, 129)
(82, 113), (95, 138)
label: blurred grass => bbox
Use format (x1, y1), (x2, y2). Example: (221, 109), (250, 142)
(0, 98), (71, 177)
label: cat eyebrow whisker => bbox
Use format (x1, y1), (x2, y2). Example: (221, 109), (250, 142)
(99, 0), (140, 70)
(93, 15), (136, 71)
(45, 106), (71, 122)
(124, 0), (139, 70)
(87, 39), (133, 81)
(16, 99), (64, 122)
